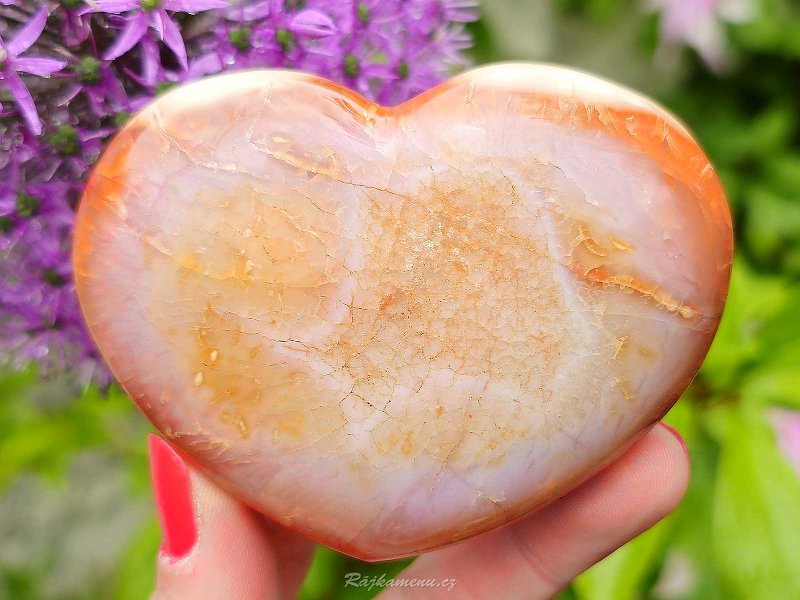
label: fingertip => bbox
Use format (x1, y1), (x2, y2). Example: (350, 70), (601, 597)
(647, 421), (691, 510)
(567, 421), (689, 546)
(149, 439), (315, 600)
(657, 421), (689, 459)
(574, 421), (690, 529)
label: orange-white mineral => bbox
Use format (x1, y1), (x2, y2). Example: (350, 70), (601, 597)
(73, 64), (733, 560)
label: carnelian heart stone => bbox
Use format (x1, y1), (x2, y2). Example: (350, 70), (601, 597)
(73, 64), (732, 561)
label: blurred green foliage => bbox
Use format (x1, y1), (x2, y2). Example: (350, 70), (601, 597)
(2, 1), (800, 598)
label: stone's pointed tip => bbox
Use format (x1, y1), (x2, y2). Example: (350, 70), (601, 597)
(73, 64), (732, 561)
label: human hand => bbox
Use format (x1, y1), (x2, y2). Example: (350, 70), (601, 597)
(148, 422), (688, 599)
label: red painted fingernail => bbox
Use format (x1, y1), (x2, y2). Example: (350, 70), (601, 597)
(659, 422), (689, 457)
(149, 433), (197, 562)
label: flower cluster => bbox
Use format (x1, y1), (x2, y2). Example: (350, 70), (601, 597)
(0, 1), (477, 387)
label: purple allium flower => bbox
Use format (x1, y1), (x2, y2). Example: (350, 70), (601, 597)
(0, 0), (477, 389)
(0, 8), (67, 134)
(650, 0), (754, 71)
(65, 56), (129, 118)
(0, 121), (109, 388)
(203, 0), (478, 105)
(772, 408), (800, 477)
(82, 0), (228, 70)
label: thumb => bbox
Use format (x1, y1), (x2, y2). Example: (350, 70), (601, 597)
(148, 434), (314, 600)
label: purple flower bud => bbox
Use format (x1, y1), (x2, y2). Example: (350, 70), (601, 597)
(651, 0), (754, 72)
(772, 408), (800, 477)
(290, 10), (337, 38)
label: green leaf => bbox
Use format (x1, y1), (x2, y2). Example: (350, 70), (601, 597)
(114, 517), (160, 600)
(741, 364), (800, 411)
(733, 0), (800, 57)
(764, 153), (800, 193)
(745, 186), (800, 269)
(700, 261), (791, 391)
(712, 405), (800, 598)
(690, 102), (795, 167)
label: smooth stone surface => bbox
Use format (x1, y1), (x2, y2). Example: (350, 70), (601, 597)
(73, 64), (733, 561)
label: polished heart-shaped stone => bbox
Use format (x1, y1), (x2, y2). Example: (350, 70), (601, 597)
(73, 64), (732, 561)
